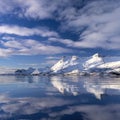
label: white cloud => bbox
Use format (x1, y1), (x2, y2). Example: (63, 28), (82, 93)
(0, 39), (71, 57)
(0, 67), (16, 75)
(0, 0), (13, 14)
(0, 25), (59, 37)
(0, 0), (120, 50)
(45, 0), (120, 50)
(46, 56), (59, 60)
(0, 48), (14, 57)
(59, 0), (120, 50)
(1, 40), (24, 49)
(49, 37), (74, 47)
(0, 0), (59, 19)
(17, 0), (56, 19)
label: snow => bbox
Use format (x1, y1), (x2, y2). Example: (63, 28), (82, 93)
(1, 53), (120, 76)
(50, 56), (67, 73)
(50, 56), (82, 74)
(50, 53), (120, 76)
(83, 53), (104, 70)
(31, 69), (40, 75)
(64, 69), (80, 75)
(98, 61), (120, 69)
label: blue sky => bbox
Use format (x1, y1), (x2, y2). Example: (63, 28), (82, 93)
(0, 0), (120, 69)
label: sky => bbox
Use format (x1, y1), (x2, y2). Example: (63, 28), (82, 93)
(0, 0), (120, 69)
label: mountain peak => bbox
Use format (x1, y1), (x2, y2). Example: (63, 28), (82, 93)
(92, 53), (101, 58)
(50, 55), (81, 74)
(13, 53), (120, 76)
(71, 56), (78, 61)
(83, 53), (104, 70)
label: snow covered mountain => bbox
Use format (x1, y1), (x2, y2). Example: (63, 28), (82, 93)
(98, 61), (120, 74)
(50, 53), (120, 76)
(31, 69), (40, 75)
(50, 53), (104, 75)
(1, 53), (120, 76)
(15, 67), (35, 75)
(50, 56), (82, 74)
(83, 53), (104, 71)
(83, 53), (120, 74)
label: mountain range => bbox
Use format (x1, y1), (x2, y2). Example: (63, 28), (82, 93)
(2, 53), (120, 76)
(49, 53), (120, 76)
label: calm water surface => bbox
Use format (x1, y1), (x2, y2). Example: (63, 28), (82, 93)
(0, 75), (120, 120)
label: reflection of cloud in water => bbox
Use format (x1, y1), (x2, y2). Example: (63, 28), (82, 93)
(0, 94), (119, 120)
(0, 75), (120, 100)
(0, 94), (73, 119)
(0, 76), (119, 119)
(49, 104), (120, 120)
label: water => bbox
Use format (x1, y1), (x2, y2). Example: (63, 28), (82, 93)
(0, 75), (120, 120)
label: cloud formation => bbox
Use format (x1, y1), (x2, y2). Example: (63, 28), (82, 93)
(0, 38), (71, 57)
(0, 24), (69, 57)
(0, 94), (119, 120)
(0, 25), (59, 37)
(57, 0), (120, 49)
(0, 0), (120, 57)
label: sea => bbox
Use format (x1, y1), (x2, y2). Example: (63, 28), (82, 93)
(0, 75), (120, 120)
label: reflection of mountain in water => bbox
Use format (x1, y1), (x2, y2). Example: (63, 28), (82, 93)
(50, 76), (120, 99)
(51, 76), (85, 96)
(0, 75), (119, 120)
